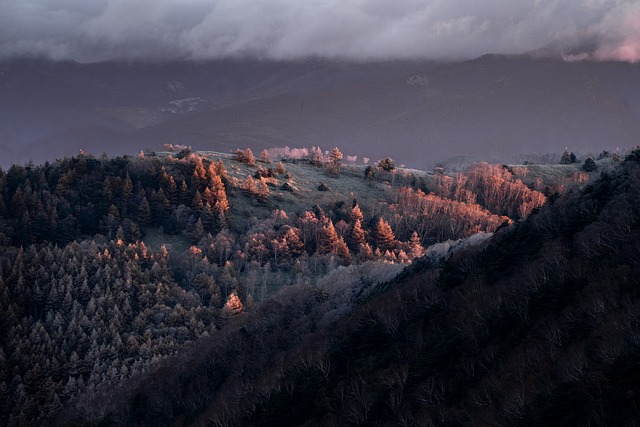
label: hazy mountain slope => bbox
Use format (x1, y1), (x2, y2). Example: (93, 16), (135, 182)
(0, 59), (431, 167)
(123, 55), (640, 168)
(53, 150), (640, 426)
(2, 56), (640, 169)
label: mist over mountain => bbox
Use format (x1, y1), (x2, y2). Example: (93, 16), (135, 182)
(2, 55), (640, 169)
(2, 0), (640, 63)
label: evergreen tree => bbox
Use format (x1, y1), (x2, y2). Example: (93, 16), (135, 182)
(284, 228), (305, 257)
(375, 217), (396, 252)
(327, 147), (343, 173)
(210, 174), (229, 213)
(179, 180), (190, 206)
(335, 237), (351, 265)
(122, 173), (134, 215)
(582, 157), (597, 172)
(259, 149), (271, 164)
(319, 221), (339, 254)
(192, 190), (204, 210)
(137, 196), (152, 226)
(167, 175), (178, 206)
(350, 204), (364, 224)
(408, 231), (425, 258)
(348, 219), (366, 252)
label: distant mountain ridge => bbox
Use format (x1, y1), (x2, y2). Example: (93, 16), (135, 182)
(1, 55), (639, 168)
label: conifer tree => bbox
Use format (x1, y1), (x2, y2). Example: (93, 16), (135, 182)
(179, 180), (190, 206)
(222, 290), (244, 317)
(375, 217), (396, 252)
(259, 149), (270, 164)
(335, 237), (351, 265)
(348, 219), (366, 251)
(242, 176), (258, 194)
(122, 173), (134, 214)
(408, 231), (425, 258)
(350, 204), (364, 224)
(285, 228), (305, 257)
(257, 179), (270, 200)
(167, 175), (178, 206)
(192, 190), (204, 210)
(137, 196), (152, 226)
(210, 174), (229, 213)
(327, 147), (343, 173)
(319, 221), (339, 254)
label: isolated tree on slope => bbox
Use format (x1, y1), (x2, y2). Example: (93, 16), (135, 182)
(259, 149), (270, 164)
(327, 147), (343, 173)
(378, 157), (395, 172)
(582, 157), (597, 172)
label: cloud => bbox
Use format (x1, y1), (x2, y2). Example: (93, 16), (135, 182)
(0, 0), (639, 62)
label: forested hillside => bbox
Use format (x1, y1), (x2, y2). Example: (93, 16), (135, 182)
(39, 148), (640, 426)
(0, 147), (592, 425)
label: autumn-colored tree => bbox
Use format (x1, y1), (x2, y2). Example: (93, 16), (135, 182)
(350, 204), (364, 224)
(235, 148), (256, 166)
(327, 147), (343, 173)
(222, 290), (244, 317)
(348, 219), (366, 252)
(311, 147), (324, 166)
(335, 237), (351, 265)
(284, 228), (305, 257)
(408, 231), (424, 258)
(257, 179), (270, 200)
(259, 149), (271, 164)
(375, 218), (396, 252)
(166, 175), (178, 206)
(242, 176), (258, 194)
(210, 174), (229, 213)
(378, 157), (395, 172)
(319, 221), (340, 254)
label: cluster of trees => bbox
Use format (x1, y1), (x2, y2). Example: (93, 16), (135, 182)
(430, 162), (547, 220)
(0, 153), (230, 246)
(0, 239), (236, 425)
(52, 148), (640, 427)
(0, 147), (566, 425)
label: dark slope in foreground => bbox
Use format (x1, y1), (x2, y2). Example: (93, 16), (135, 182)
(56, 151), (640, 426)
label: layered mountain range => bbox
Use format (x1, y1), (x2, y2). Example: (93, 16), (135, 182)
(2, 54), (640, 169)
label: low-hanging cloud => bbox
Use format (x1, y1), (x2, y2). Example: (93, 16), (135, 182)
(1, 0), (639, 63)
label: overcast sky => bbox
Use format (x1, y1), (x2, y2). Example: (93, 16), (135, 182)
(1, 0), (639, 63)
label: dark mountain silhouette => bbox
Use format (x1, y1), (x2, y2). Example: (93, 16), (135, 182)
(49, 149), (640, 426)
(2, 55), (640, 169)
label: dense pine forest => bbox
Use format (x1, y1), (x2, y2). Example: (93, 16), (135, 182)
(0, 146), (619, 425)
